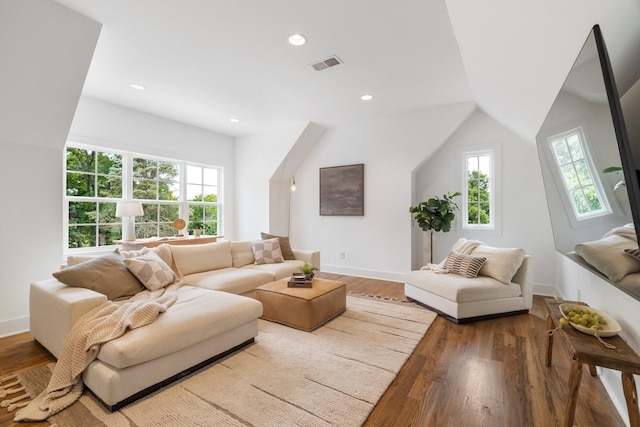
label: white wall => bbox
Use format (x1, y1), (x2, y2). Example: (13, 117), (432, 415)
(235, 123), (315, 241)
(415, 109), (557, 289)
(287, 103), (476, 280)
(0, 0), (101, 337)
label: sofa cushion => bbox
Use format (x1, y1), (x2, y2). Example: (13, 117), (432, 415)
(230, 241), (255, 267)
(404, 270), (521, 303)
(470, 245), (525, 284)
(261, 232), (296, 260)
(251, 238), (284, 264)
(124, 251), (178, 291)
(242, 259), (305, 281)
(181, 268), (274, 295)
(575, 234), (640, 282)
(443, 251), (486, 278)
(170, 241), (232, 276)
(97, 286), (263, 369)
(53, 252), (144, 300)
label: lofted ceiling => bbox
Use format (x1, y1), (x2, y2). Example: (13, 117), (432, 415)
(53, 0), (640, 140)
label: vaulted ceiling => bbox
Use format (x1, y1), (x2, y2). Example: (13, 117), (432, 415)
(53, 0), (640, 140)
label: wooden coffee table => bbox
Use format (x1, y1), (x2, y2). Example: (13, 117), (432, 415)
(545, 298), (640, 427)
(255, 278), (346, 331)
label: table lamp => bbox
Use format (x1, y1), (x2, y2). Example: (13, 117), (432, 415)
(116, 201), (144, 241)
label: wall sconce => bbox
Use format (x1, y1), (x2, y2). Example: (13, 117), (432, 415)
(116, 201), (144, 241)
(290, 176), (296, 192)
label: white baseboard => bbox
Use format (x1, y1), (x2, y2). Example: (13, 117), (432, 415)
(533, 283), (559, 297)
(0, 316), (29, 339)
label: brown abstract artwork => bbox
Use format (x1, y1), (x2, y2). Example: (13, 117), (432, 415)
(319, 164), (364, 216)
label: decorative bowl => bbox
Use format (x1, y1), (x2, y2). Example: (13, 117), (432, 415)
(559, 304), (621, 337)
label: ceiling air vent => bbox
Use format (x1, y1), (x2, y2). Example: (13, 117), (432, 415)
(310, 56), (343, 71)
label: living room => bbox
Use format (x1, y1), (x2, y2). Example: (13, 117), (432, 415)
(1, 0), (640, 425)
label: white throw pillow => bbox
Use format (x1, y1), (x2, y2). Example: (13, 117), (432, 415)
(575, 234), (640, 282)
(252, 238), (284, 264)
(124, 251), (178, 291)
(471, 245), (526, 284)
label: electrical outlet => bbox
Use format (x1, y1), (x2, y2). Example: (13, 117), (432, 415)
(339, 251), (345, 259)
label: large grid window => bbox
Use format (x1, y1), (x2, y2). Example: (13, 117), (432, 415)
(548, 128), (610, 219)
(463, 150), (494, 229)
(64, 143), (222, 249)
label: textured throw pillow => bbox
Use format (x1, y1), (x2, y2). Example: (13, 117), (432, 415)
(471, 245), (526, 284)
(443, 251), (486, 278)
(252, 238), (284, 264)
(53, 252), (144, 300)
(575, 234), (640, 282)
(124, 251), (178, 291)
(118, 244), (181, 278)
(261, 232), (296, 260)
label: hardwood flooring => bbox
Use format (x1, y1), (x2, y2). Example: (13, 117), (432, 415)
(0, 273), (627, 427)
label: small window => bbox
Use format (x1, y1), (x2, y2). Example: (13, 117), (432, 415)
(548, 128), (610, 220)
(463, 150), (494, 229)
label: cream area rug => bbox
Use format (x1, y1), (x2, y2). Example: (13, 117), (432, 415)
(7, 296), (436, 427)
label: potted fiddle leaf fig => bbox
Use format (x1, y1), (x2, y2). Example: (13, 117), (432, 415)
(603, 166), (626, 191)
(409, 191), (461, 263)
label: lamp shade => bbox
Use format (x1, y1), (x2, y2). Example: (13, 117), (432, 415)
(116, 201), (143, 218)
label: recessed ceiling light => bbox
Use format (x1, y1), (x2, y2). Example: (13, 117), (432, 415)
(361, 94), (374, 101)
(288, 34), (306, 46)
(129, 83), (145, 90)
(229, 118), (240, 123)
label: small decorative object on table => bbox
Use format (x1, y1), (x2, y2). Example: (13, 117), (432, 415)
(298, 262), (318, 280)
(288, 273), (313, 288)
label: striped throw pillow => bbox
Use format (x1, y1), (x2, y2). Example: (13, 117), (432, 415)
(443, 251), (486, 278)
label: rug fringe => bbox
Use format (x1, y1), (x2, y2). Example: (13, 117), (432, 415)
(1, 392), (31, 412)
(348, 291), (410, 303)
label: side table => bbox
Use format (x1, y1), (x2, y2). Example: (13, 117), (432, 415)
(545, 298), (640, 427)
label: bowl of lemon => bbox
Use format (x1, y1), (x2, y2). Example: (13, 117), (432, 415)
(559, 304), (621, 337)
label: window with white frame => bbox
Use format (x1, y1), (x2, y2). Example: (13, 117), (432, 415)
(463, 149), (494, 229)
(547, 127), (610, 220)
(64, 143), (222, 249)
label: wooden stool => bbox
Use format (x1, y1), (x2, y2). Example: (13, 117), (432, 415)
(545, 298), (640, 427)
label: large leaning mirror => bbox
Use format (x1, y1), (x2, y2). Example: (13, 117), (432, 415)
(536, 26), (640, 301)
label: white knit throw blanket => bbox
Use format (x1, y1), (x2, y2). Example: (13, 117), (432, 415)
(13, 283), (180, 422)
(419, 238), (484, 272)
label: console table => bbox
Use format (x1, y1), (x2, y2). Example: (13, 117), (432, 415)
(545, 298), (640, 427)
(116, 235), (222, 251)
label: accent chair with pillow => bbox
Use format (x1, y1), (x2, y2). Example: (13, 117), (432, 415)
(404, 238), (533, 323)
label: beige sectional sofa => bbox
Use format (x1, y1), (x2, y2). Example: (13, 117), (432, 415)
(30, 239), (320, 410)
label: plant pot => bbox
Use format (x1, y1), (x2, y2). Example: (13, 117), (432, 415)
(194, 229), (201, 237)
(304, 273), (314, 280)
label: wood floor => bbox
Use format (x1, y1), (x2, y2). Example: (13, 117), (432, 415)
(0, 273), (627, 427)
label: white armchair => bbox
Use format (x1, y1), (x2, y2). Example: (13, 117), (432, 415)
(404, 240), (533, 323)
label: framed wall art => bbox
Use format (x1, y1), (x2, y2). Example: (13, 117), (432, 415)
(319, 163), (364, 216)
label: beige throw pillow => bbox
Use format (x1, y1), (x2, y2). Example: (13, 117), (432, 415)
(252, 238), (284, 264)
(471, 245), (526, 284)
(53, 252), (144, 300)
(575, 235), (640, 282)
(443, 251), (486, 278)
(124, 251), (178, 291)
(260, 232), (296, 260)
